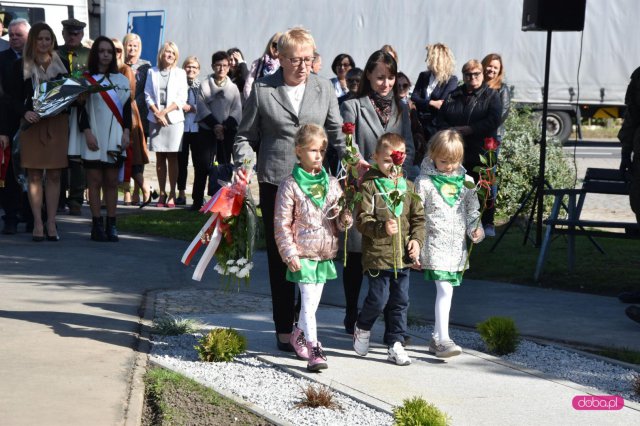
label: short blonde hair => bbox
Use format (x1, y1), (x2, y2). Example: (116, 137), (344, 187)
(122, 33), (141, 47)
(157, 41), (179, 69)
(294, 123), (328, 151)
(182, 55), (200, 69)
(426, 43), (455, 85)
(278, 27), (316, 58)
(462, 59), (482, 74)
(376, 132), (405, 153)
(428, 130), (464, 163)
(380, 44), (398, 63)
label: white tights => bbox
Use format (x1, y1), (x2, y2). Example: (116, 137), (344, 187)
(433, 280), (454, 343)
(297, 283), (325, 343)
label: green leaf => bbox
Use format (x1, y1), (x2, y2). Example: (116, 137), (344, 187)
(479, 155), (488, 165)
(473, 166), (484, 173)
(408, 192), (422, 203)
(463, 180), (476, 189)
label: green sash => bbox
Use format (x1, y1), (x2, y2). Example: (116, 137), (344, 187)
(292, 164), (329, 209)
(429, 174), (464, 207)
(373, 176), (407, 217)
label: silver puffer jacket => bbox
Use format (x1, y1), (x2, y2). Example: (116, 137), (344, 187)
(274, 174), (348, 263)
(414, 158), (484, 272)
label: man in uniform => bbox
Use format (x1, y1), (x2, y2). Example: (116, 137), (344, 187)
(57, 18), (90, 215)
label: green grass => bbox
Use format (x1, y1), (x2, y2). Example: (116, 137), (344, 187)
(118, 208), (266, 249)
(465, 224), (640, 296)
(588, 348), (640, 365)
(144, 367), (222, 423)
(118, 209), (206, 240)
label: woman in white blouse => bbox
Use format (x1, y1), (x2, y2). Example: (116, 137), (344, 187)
(144, 41), (188, 207)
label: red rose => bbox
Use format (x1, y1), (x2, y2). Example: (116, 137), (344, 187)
(390, 150), (406, 166)
(483, 137), (500, 151)
(342, 122), (355, 135)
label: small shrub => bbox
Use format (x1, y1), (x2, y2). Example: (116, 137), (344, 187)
(393, 396), (450, 426)
(152, 315), (198, 336)
(195, 328), (247, 362)
(477, 316), (520, 355)
(295, 384), (341, 410)
(633, 373), (640, 396)
(498, 108), (576, 219)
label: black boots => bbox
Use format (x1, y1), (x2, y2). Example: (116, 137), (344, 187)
(105, 216), (118, 242)
(91, 217), (107, 241)
(91, 217), (119, 242)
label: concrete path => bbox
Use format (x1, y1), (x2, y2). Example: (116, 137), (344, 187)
(0, 213), (195, 426)
(171, 307), (640, 426)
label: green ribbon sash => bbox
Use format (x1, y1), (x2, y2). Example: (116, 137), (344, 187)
(429, 174), (464, 207)
(292, 164), (329, 209)
(373, 176), (407, 217)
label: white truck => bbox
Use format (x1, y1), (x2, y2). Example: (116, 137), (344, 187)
(5, 0), (636, 142)
(0, 0), (90, 42)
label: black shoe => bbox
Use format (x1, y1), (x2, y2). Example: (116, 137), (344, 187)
(189, 203), (203, 212)
(618, 292), (640, 304)
(275, 335), (294, 352)
(625, 305), (640, 324)
(176, 196), (186, 205)
(106, 217), (119, 242)
(91, 217), (108, 242)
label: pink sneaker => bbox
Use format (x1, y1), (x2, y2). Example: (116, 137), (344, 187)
(306, 341), (328, 371)
(289, 326), (309, 360)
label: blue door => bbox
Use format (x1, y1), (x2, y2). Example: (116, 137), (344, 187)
(127, 10), (165, 66)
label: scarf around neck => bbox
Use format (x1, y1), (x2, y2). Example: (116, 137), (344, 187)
(429, 174), (464, 207)
(369, 91), (393, 127)
(292, 164), (329, 209)
(373, 174), (407, 217)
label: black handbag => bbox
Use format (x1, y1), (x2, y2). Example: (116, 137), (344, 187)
(207, 161), (234, 196)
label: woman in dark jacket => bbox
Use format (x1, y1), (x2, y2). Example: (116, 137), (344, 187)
(438, 59), (501, 232)
(411, 43), (458, 142)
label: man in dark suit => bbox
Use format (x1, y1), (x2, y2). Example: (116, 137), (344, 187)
(0, 18), (29, 234)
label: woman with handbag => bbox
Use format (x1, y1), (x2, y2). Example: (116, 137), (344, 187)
(144, 41), (188, 207)
(9, 22), (69, 241)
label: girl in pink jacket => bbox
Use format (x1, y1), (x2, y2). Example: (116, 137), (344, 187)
(274, 124), (352, 371)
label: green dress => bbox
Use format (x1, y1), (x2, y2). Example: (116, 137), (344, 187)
(285, 165), (337, 284)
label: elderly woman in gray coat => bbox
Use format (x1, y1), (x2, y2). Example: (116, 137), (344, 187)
(338, 50), (414, 334)
(233, 27), (347, 352)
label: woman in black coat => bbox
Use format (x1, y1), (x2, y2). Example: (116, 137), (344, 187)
(411, 43), (458, 144)
(438, 59), (501, 232)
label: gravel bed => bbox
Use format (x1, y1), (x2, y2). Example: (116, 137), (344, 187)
(411, 325), (640, 404)
(150, 333), (394, 426)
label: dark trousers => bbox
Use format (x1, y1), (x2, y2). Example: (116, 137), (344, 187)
(630, 156), (640, 225)
(190, 129), (217, 207)
(260, 182), (297, 334)
(1, 154), (32, 227)
(357, 268), (410, 346)
(177, 132), (198, 191)
(343, 252), (363, 329)
(60, 160), (85, 207)
(216, 130), (235, 165)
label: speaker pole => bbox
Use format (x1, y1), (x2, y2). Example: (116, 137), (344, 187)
(535, 30), (552, 246)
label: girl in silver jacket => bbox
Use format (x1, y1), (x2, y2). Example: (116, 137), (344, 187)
(274, 124), (352, 372)
(414, 130), (484, 359)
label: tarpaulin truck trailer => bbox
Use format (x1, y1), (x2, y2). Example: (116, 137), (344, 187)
(0, 0), (90, 42)
(99, 0), (636, 141)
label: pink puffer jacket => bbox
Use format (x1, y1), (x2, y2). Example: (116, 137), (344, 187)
(274, 174), (348, 263)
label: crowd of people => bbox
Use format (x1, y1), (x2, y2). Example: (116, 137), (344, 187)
(1, 20), (638, 370)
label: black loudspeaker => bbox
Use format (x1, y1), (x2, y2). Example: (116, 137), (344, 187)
(522, 0), (586, 31)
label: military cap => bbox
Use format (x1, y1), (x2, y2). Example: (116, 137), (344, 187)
(61, 18), (86, 31)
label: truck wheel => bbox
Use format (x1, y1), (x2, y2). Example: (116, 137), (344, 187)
(545, 111), (572, 143)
